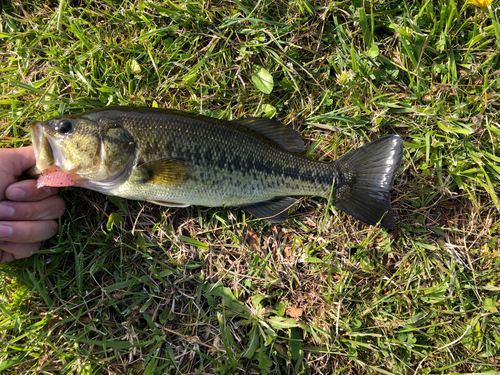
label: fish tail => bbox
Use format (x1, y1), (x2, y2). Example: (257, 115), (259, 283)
(331, 135), (403, 229)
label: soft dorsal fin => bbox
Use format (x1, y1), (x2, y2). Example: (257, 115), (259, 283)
(137, 158), (188, 186)
(242, 197), (298, 223)
(231, 118), (305, 152)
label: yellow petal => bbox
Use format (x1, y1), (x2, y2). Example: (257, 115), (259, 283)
(468, 0), (493, 7)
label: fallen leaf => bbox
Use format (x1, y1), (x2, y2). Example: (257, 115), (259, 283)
(48, 316), (62, 328)
(80, 317), (92, 324)
(438, 200), (459, 209)
(286, 306), (303, 318)
(246, 228), (260, 252)
(304, 218), (316, 227)
(471, 115), (483, 131)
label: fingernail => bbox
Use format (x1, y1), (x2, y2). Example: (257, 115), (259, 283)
(0, 225), (13, 238)
(8, 187), (26, 200)
(0, 205), (15, 219)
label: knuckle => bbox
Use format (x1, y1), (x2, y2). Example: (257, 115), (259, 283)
(14, 222), (45, 243)
(0, 250), (10, 264)
(44, 220), (58, 240)
(17, 224), (35, 242)
(45, 197), (65, 219)
(48, 187), (60, 196)
(18, 197), (64, 220)
(23, 204), (38, 221)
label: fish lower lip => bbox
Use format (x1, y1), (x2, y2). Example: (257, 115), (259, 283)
(30, 122), (58, 170)
(30, 121), (43, 162)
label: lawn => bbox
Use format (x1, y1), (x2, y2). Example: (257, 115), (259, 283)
(1, 0), (500, 374)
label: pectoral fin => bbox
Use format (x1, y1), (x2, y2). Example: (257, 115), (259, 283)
(242, 197), (298, 223)
(137, 158), (188, 186)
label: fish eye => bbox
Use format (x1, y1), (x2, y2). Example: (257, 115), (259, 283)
(56, 120), (73, 134)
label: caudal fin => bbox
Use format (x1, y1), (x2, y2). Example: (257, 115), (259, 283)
(332, 135), (403, 230)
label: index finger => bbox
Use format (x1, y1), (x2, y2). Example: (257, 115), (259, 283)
(6, 179), (60, 202)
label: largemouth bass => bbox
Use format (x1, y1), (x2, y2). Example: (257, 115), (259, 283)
(30, 106), (403, 229)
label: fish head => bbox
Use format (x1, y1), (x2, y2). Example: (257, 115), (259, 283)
(30, 114), (136, 184)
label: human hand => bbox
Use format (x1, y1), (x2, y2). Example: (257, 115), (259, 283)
(0, 146), (65, 263)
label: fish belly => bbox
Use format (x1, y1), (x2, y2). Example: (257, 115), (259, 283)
(111, 159), (333, 207)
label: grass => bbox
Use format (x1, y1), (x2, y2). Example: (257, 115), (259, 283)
(1, 0), (500, 373)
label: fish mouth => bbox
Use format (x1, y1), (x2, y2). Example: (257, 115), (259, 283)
(30, 121), (65, 171)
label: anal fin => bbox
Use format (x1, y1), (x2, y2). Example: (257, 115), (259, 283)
(242, 197), (298, 223)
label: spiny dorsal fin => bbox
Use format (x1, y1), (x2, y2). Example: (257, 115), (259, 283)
(232, 118), (305, 153)
(242, 197), (298, 223)
(137, 158), (188, 186)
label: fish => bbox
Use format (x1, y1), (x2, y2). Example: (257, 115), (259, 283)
(30, 106), (403, 229)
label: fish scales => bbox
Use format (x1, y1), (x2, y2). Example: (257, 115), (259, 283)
(80, 108), (335, 207)
(30, 106), (403, 228)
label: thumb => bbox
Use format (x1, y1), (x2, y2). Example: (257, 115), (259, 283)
(0, 146), (36, 200)
(0, 146), (36, 175)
